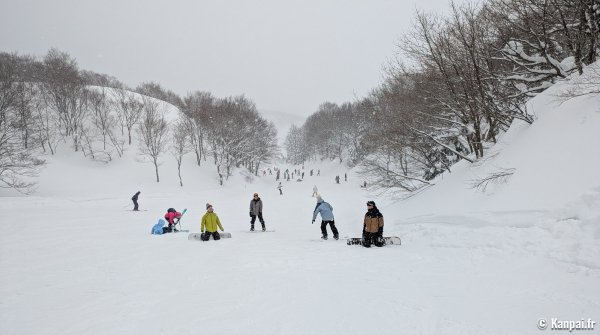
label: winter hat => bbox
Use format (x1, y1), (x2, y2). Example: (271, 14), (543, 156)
(206, 203), (213, 209)
(253, 192), (259, 197)
(366, 200), (376, 207)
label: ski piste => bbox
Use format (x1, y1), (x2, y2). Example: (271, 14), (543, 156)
(188, 232), (232, 241)
(346, 236), (401, 246)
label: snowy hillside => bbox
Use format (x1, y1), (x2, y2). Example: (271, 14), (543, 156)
(1, 65), (599, 335)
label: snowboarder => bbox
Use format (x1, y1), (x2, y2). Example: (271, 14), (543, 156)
(131, 191), (141, 211)
(201, 203), (224, 241)
(277, 182), (283, 195)
(163, 208), (182, 233)
(363, 200), (384, 247)
(312, 194), (339, 240)
(249, 192), (266, 231)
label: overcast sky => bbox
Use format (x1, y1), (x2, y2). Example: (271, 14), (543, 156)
(1, 0), (450, 117)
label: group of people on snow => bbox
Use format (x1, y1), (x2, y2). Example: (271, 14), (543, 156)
(141, 188), (385, 247)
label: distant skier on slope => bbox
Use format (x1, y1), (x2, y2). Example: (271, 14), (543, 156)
(277, 182), (283, 195)
(312, 194), (339, 240)
(249, 192), (266, 231)
(163, 208), (182, 232)
(131, 191), (141, 211)
(363, 200), (384, 248)
(201, 203), (224, 241)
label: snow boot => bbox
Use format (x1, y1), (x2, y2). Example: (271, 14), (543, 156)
(250, 225), (255, 231)
(321, 235), (328, 240)
(262, 224), (266, 232)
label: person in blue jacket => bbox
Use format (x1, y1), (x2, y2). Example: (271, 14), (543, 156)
(151, 219), (166, 235)
(312, 194), (339, 240)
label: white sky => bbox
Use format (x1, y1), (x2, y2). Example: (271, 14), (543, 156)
(1, 0), (450, 117)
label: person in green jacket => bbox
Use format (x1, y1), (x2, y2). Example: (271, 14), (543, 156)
(201, 203), (224, 241)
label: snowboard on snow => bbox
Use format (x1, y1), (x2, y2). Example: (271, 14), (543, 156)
(346, 236), (401, 246)
(188, 232), (232, 241)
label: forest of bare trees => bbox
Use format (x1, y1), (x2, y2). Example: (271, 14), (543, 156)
(0, 48), (279, 192)
(284, 0), (599, 193)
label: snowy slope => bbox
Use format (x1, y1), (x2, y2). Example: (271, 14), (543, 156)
(1, 66), (599, 335)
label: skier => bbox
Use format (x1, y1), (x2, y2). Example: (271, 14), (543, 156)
(163, 208), (182, 232)
(131, 191), (141, 211)
(363, 200), (384, 247)
(277, 182), (283, 195)
(312, 194), (339, 240)
(249, 192), (266, 231)
(201, 203), (224, 241)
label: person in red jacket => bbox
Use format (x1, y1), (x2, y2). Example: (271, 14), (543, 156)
(163, 208), (182, 232)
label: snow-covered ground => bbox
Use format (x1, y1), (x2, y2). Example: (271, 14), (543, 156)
(1, 67), (599, 334)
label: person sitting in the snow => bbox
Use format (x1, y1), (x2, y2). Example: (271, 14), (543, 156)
(312, 194), (339, 240)
(363, 200), (384, 247)
(201, 203), (224, 241)
(163, 208), (182, 232)
(249, 193), (266, 231)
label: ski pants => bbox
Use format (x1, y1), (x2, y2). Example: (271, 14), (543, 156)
(250, 213), (265, 226)
(362, 232), (383, 248)
(320, 220), (339, 238)
(132, 199), (139, 210)
(201, 231), (221, 241)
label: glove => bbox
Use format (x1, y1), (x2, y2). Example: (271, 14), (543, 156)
(312, 220), (315, 224)
(249, 212), (252, 217)
(378, 227), (383, 237)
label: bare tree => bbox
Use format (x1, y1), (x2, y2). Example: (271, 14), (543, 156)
(88, 88), (114, 151)
(171, 119), (190, 186)
(40, 48), (89, 141)
(0, 52), (45, 193)
(113, 89), (144, 145)
(137, 97), (169, 182)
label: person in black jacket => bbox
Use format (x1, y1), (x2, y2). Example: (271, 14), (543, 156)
(131, 191), (141, 211)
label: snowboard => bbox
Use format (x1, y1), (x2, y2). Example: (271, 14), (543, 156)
(188, 232), (232, 241)
(346, 236), (401, 246)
